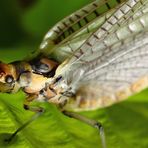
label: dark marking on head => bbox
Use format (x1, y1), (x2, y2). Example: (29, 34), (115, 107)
(5, 75), (14, 83)
(29, 57), (58, 78)
(31, 60), (49, 74)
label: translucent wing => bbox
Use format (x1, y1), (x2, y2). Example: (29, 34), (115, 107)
(64, 0), (148, 65)
(38, 0), (126, 62)
(53, 0), (148, 111)
(64, 29), (148, 111)
(39, 0), (148, 63)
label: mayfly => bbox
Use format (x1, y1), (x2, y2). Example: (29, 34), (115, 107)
(0, 0), (148, 147)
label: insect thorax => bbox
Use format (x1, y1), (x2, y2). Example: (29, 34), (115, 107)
(13, 57), (74, 107)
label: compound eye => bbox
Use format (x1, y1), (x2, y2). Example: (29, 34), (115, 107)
(5, 75), (14, 83)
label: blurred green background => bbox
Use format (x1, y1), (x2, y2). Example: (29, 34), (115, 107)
(0, 0), (93, 62)
(0, 0), (148, 148)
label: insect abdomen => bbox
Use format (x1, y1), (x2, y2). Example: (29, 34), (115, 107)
(64, 75), (148, 111)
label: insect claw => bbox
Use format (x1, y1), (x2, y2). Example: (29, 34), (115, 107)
(94, 122), (103, 130)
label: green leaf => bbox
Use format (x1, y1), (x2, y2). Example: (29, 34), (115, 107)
(0, 90), (148, 148)
(22, 0), (93, 39)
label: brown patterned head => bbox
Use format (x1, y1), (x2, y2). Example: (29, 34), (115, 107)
(0, 62), (19, 93)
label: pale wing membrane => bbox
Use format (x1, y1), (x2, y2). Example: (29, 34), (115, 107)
(83, 31), (148, 81)
(39, 0), (125, 62)
(55, 0), (148, 76)
(80, 12), (148, 63)
(64, 30), (148, 111)
(58, 1), (148, 111)
(66, 0), (148, 65)
(62, 0), (148, 64)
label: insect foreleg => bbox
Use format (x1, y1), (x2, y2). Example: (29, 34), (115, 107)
(5, 94), (44, 142)
(23, 94), (43, 112)
(62, 110), (106, 148)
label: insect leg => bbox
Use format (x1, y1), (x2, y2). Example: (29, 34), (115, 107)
(23, 94), (43, 112)
(62, 110), (106, 148)
(5, 94), (44, 142)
